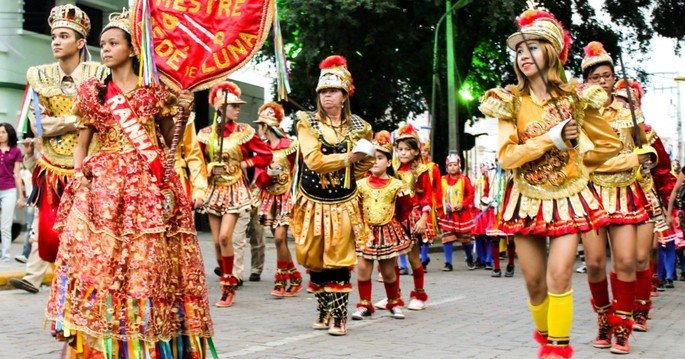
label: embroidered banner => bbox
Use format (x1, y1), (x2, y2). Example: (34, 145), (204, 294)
(131, 0), (274, 92)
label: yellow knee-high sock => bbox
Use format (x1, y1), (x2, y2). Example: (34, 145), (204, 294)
(528, 295), (549, 336)
(547, 289), (573, 346)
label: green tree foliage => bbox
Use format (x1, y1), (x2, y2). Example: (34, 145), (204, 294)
(266, 0), (680, 163)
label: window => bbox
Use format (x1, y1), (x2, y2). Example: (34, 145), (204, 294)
(22, 0), (56, 36)
(76, 3), (103, 46)
(22, 1), (103, 45)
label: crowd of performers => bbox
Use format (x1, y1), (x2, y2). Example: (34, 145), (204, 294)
(14, 3), (685, 359)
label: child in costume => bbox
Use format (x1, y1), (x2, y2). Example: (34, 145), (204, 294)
(438, 153), (475, 271)
(352, 131), (412, 320)
(479, 8), (622, 359)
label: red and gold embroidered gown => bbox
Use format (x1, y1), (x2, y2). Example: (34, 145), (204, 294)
(46, 78), (213, 358)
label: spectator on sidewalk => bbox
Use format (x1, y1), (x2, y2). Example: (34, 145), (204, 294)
(15, 137), (37, 263)
(0, 123), (25, 262)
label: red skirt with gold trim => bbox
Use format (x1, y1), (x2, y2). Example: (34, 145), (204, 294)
(438, 209), (474, 235)
(258, 190), (292, 228)
(500, 183), (609, 237)
(403, 208), (437, 244)
(199, 181), (254, 216)
(591, 182), (649, 225)
(356, 219), (411, 260)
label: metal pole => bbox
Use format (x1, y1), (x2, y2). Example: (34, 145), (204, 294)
(674, 76), (684, 160)
(430, 0), (471, 155)
(446, 0), (457, 152)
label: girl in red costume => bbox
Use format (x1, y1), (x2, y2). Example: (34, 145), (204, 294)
(254, 102), (303, 297)
(389, 124), (434, 311)
(580, 42), (655, 354)
(198, 80), (272, 307)
(46, 11), (214, 357)
(438, 152), (475, 271)
(351, 131), (412, 320)
(479, 9), (622, 359)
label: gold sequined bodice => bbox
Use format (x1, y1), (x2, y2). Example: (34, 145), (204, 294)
(198, 124), (255, 186)
(590, 99), (642, 188)
(513, 96), (588, 199)
(266, 139), (297, 195)
(358, 177), (405, 226)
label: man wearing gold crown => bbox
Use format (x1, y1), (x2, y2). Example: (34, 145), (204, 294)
(9, 4), (107, 295)
(291, 55), (374, 336)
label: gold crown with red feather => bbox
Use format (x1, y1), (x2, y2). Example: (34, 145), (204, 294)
(316, 55), (355, 95)
(255, 102), (285, 127)
(581, 41), (613, 72)
(614, 79), (644, 106)
(507, 7), (571, 64)
(209, 80), (246, 109)
(373, 130), (393, 154)
(394, 124), (421, 144)
(48, 4), (91, 37)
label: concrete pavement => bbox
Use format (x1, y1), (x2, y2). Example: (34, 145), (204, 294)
(0, 232), (683, 358)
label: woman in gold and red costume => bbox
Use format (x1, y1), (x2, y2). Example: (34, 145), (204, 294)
(579, 42), (656, 354)
(478, 9), (622, 359)
(614, 79), (678, 333)
(46, 11), (214, 358)
(253, 102), (303, 297)
(197, 81), (272, 308)
(291, 55), (374, 336)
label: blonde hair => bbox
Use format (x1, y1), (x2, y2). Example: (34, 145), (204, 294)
(315, 90), (352, 122)
(514, 41), (574, 96)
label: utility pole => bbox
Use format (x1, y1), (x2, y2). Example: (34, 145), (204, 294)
(445, 0), (458, 153)
(676, 76), (684, 161)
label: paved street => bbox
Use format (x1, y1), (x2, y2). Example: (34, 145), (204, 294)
(1, 233), (683, 358)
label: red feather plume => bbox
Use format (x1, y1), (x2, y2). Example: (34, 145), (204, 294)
(583, 41), (606, 57)
(398, 124), (418, 136)
(258, 102), (285, 121)
(615, 79), (644, 102)
(375, 130), (392, 146)
(319, 55), (348, 69)
(209, 81), (241, 105)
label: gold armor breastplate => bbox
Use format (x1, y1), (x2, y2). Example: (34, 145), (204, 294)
(266, 140), (297, 195)
(358, 177), (404, 226)
(514, 96), (589, 200)
(199, 124), (255, 186)
(591, 110), (639, 188)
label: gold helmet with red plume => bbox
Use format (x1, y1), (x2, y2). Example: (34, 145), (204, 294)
(394, 123), (421, 144)
(255, 102), (285, 127)
(373, 130), (393, 155)
(507, 9), (572, 64)
(209, 80), (246, 110)
(581, 41), (614, 73)
(614, 79), (644, 106)
(316, 55), (354, 95)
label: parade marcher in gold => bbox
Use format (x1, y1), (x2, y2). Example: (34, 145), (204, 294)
(291, 55), (374, 336)
(198, 80), (272, 308)
(254, 102), (303, 297)
(579, 41), (655, 354)
(479, 9), (622, 358)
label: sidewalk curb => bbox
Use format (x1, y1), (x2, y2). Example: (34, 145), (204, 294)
(0, 271), (53, 289)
